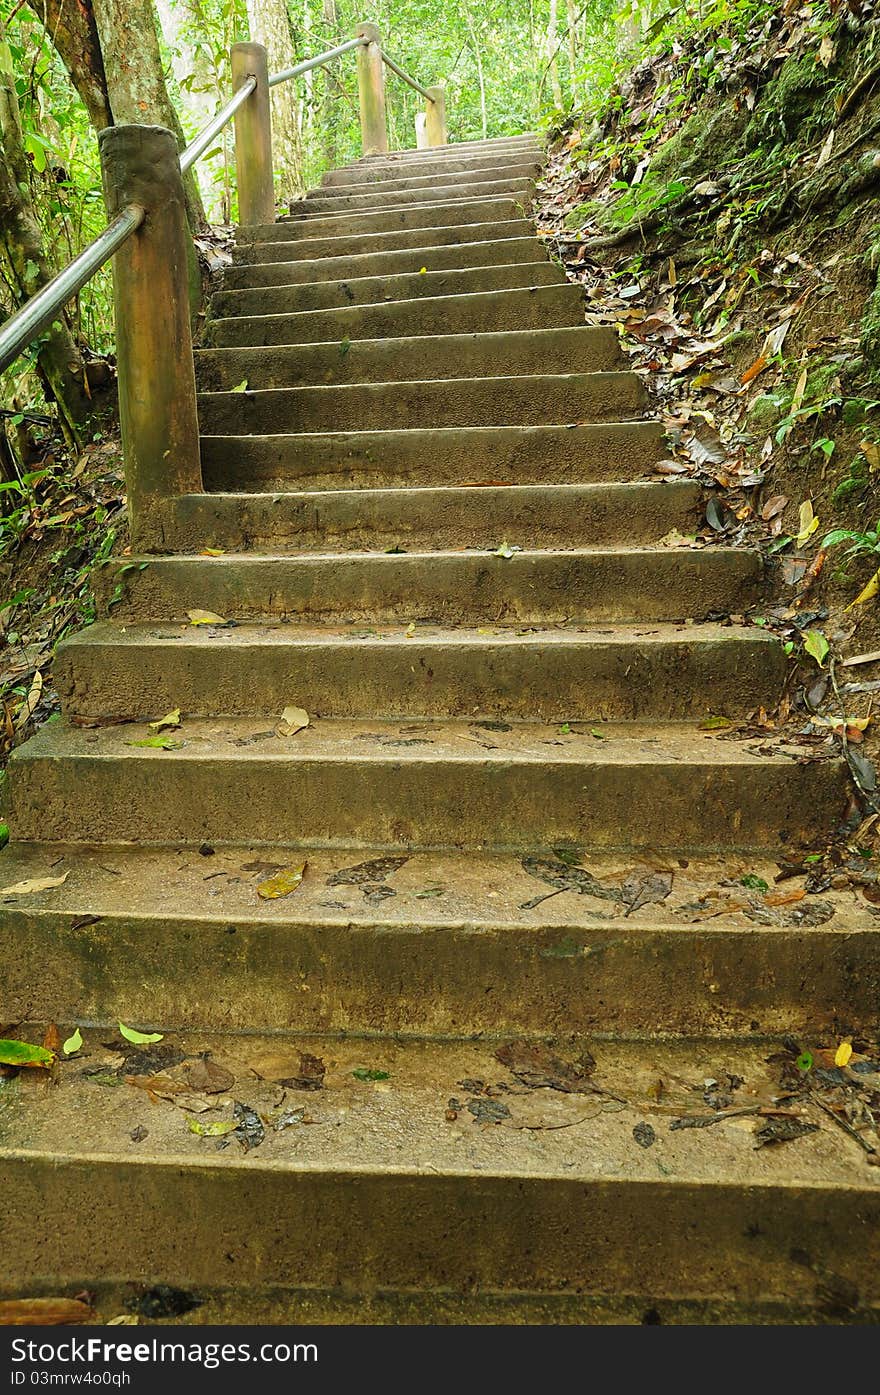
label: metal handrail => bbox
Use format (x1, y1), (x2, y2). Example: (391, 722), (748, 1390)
(0, 204), (144, 375)
(381, 51), (434, 103)
(0, 31), (441, 377)
(180, 75), (256, 174)
(269, 35), (367, 88)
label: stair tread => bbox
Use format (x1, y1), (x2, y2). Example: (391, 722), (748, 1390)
(0, 1027), (870, 1194)
(16, 714), (821, 768)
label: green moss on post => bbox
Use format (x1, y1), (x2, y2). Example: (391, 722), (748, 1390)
(231, 42), (275, 227)
(355, 22), (388, 155)
(99, 124), (202, 551)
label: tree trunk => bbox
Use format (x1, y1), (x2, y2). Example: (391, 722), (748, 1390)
(320, 0), (339, 169)
(28, 0), (112, 131)
(155, 0), (227, 220)
(0, 33), (96, 449)
(565, 0), (578, 97)
(91, 0), (207, 232)
(547, 0), (564, 109)
(246, 0), (304, 199)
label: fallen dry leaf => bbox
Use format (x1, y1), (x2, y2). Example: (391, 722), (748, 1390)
(0, 873), (69, 896)
(257, 862), (306, 899)
(0, 1297), (95, 1326)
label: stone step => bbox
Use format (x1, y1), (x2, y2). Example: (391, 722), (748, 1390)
(320, 157), (542, 190)
(220, 236), (548, 289)
(2, 1030), (875, 1322)
(95, 547), (763, 626)
(207, 284), (586, 347)
(153, 479), (695, 552)
(237, 195), (526, 242)
(199, 422), (664, 491)
(195, 326), (621, 391)
(210, 260), (565, 319)
(234, 218), (535, 265)
(291, 175), (535, 215)
(57, 619), (781, 723)
(196, 372), (646, 435)
(7, 718), (845, 848)
(359, 135), (542, 161)
(0, 846), (869, 1039)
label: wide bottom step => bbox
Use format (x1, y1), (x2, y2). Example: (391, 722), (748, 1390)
(1, 1031), (878, 1316)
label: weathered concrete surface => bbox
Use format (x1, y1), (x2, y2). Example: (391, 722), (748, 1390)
(235, 218), (537, 265)
(197, 372), (645, 434)
(207, 284), (586, 347)
(200, 422), (665, 490)
(291, 175), (535, 215)
(238, 195), (529, 242)
(93, 547), (764, 625)
(155, 480), (694, 551)
(318, 158), (541, 191)
(220, 236), (549, 289)
(8, 717), (846, 848)
(56, 619), (782, 721)
(195, 326), (622, 389)
(0, 846), (873, 1039)
(210, 260), (564, 318)
(0, 1035), (877, 1311)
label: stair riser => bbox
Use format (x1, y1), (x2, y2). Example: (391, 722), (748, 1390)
(6, 1158), (873, 1304)
(195, 327), (622, 391)
(238, 196), (525, 242)
(207, 285), (586, 347)
(292, 177), (535, 213)
(319, 159), (542, 190)
(235, 219), (535, 264)
(56, 633), (783, 723)
(197, 374), (646, 434)
(221, 237), (547, 288)
(210, 261), (564, 318)
(8, 749), (845, 848)
(155, 481), (695, 551)
(3, 909), (874, 1039)
(201, 423), (664, 490)
(96, 552), (763, 626)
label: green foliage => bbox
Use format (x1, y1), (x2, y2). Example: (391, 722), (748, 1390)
(822, 518), (880, 565)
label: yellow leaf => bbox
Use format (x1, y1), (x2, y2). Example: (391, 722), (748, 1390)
(0, 872), (69, 895)
(796, 500), (818, 544)
(276, 705), (309, 737)
(187, 609), (227, 626)
(834, 1040), (853, 1068)
(862, 441), (880, 471)
(845, 567), (880, 611)
(257, 863), (306, 900)
(791, 365), (809, 416)
(148, 708), (181, 733)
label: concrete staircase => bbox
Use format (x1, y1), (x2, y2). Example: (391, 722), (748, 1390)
(1, 135), (877, 1324)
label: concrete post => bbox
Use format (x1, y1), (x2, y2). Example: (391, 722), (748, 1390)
(425, 85), (447, 147)
(99, 124), (202, 550)
(415, 111), (428, 149)
(355, 22), (388, 155)
(231, 42), (275, 226)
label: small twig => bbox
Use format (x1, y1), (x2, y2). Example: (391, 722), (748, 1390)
(810, 1089), (877, 1155)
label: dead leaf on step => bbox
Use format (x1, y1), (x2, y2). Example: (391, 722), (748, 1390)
(275, 705), (309, 737)
(495, 1040), (597, 1093)
(0, 1297), (95, 1326)
(125, 1073), (189, 1100)
(281, 1052), (326, 1091)
(0, 872), (69, 896)
(188, 1117), (238, 1138)
(327, 855), (409, 886)
(753, 1117), (819, 1148)
(42, 1022), (61, 1053)
(187, 609), (228, 626)
(256, 862), (306, 899)
(233, 1099), (265, 1150)
(619, 869), (673, 916)
(14, 670), (42, 730)
(148, 708), (181, 733)
(184, 1056), (235, 1094)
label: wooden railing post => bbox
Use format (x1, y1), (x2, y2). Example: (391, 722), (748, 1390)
(355, 22), (388, 155)
(425, 85), (447, 147)
(99, 124), (202, 551)
(231, 41), (274, 225)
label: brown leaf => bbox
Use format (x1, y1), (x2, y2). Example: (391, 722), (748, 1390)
(495, 1041), (596, 1093)
(741, 354), (768, 385)
(42, 1022), (61, 1053)
(0, 1297), (95, 1326)
(184, 1056), (235, 1094)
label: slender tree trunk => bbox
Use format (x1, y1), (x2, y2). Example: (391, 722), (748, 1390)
(28, 0), (112, 131)
(547, 0), (563, 108)
(246, 0), (304, 199)
(0, 34), (95, 448)
(91, 0), (207, 232)
(320, 0), (339, 169)
(462, 3), (487, 138)
(155, 0), (226, 220)
(565, 0), (578, 97)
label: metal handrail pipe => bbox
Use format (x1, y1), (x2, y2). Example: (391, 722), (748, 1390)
(0, 202), (144, 376)
(380, 51), (434, 102)
(180, 76), (256, 173)
(269, 36), (367, 88)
